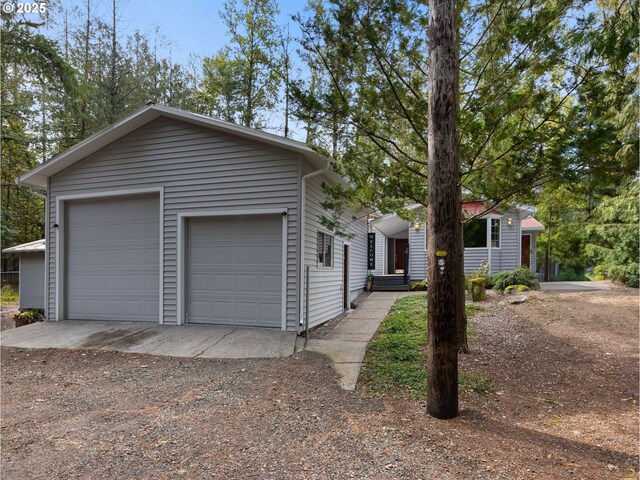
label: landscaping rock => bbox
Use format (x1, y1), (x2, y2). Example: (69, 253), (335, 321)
(508, 295), (529, 305)
(504, 285), (531, 294)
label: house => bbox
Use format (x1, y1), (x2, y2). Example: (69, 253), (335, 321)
(17, 104), (369, 332)
(370, 202), (544, 288)
(2, 239), (46, 309)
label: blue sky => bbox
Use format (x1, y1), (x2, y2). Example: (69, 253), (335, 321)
(51, 0), (305, 65)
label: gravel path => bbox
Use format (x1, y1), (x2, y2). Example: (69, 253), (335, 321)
(2, 287), (637, 479)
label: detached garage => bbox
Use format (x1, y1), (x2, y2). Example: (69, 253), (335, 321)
(17, 104), (369, 332)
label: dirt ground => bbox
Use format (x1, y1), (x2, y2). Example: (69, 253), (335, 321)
(2, 286), (638, 479)
(1, 303), (18, 331)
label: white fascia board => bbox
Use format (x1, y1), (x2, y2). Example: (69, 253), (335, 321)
(2, 239), (46, 253)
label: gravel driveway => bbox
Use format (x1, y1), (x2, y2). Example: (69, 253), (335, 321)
(2, 287), (638, 479)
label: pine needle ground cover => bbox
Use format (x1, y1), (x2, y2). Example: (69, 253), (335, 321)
(359, 294), (492, 398)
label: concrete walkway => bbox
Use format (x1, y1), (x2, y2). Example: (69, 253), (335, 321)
(0, 321), (296, 359)
(539, 280), (614, 292)
(305, 291), (406, 390)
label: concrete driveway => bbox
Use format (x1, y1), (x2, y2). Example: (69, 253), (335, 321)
(0, 320), (296, 359)
(539, 280), (615, 292)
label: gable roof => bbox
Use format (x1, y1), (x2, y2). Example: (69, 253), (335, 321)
(462, 201), (503, 217)
(372, 202), (540, 237)
(521, 217), (545, 231)
(18, 104), (345, 189)
(2, 239), (45, 254)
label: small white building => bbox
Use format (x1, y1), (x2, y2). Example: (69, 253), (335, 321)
(2, 239), (46, 310)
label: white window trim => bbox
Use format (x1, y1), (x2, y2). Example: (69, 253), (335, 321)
(176, 208), (288, 330)
(316, 230), (335, 269)
(489, 217), (502, 250)
(55, 187), (164, 323)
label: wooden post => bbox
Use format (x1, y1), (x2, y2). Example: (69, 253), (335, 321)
(427, 0), (460, 419)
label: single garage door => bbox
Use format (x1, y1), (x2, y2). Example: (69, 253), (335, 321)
(186, 214), (282, 328)
(65, 194), (160, 321)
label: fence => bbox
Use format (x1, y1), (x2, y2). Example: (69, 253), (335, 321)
(1, 272), (19, 287)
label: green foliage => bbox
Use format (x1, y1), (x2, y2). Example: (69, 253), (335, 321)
(490, 267), (539, 293)
(1, 285), (18, 304)
(409, 279), (428, 291)
(556, 267), (587, 281)
(459, 373), (494, 397)
(585, 272), (605, 282)
(220, 0), (281, 128)
(585, 181), (639, 287)
(503, 285), (531, 294)
(359, 294), (489, 398)
(14, 308), (45, 327)
(199, 48), (244, 122)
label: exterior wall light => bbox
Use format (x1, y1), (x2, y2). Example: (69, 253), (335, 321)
(414, 222), (421, 230)
(507, 218), (513, 226)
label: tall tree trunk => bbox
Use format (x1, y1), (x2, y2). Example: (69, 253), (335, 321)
(80, 0), (91, 139)
(427, 0), (459, 420)
(109, 0), (118, 122)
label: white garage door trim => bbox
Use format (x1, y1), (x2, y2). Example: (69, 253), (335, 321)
(55, 187), (164, 323)
(176, 209), (288, 330)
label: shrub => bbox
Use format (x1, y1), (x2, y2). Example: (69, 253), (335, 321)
(466, 260), (492, 291)
(490, 267), (539, 292)
(1, 285), (18, 303)
(409, 279), (428, 291)
(14, 309), (45, 327)
(557, 267), (587, 281)
(594, 263), (639, 288)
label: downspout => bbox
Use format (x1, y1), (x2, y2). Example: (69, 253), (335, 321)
(299, 157), (330, 331)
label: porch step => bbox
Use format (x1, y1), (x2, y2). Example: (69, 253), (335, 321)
(372, 275), (410, 291)
(373, 284), (410, 291)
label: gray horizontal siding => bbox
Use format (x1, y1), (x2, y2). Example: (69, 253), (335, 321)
(493, 213), (519, 272)
(371, 227), (386, 276)
(48, 117), (300, 329)
(375, 214), (525, 281)
(409, 226), (427, 280)
(19, 253), (45, 309)
(303, 167), (368, 328)
(463, 249), (489, 273)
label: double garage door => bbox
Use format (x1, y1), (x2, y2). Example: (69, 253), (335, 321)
(64, 194), (282, 327)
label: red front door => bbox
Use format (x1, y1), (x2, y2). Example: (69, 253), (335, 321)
(521, 235), (531, 269)
(395, 239), (408, 272)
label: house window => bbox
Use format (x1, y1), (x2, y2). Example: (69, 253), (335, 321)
(317, 231), (334, 268)
(463, 219), (487, 248)
(491, 219), (501, 248)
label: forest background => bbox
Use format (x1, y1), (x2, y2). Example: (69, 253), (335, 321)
(1, 0), (637, 285)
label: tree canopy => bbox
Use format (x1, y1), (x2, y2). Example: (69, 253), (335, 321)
(1, 0), (636, 285)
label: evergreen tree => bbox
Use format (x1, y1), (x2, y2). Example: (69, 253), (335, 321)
(220, 0), (281, 128)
